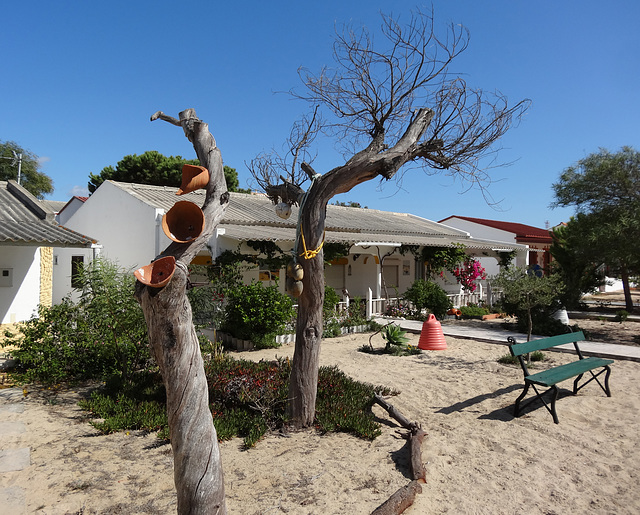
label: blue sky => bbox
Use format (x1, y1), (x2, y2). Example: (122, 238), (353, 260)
(2, 0), (638, 229)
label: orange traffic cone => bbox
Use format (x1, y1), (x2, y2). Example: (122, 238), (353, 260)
(418, 314), (448, 350)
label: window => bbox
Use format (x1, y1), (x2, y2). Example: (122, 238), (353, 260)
(71, 256), (84, 289)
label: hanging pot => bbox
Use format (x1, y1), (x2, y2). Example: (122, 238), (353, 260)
(177, 164), (210, 195)
(286, 276), (303, 297)
(275, 202), (292, 219)
(134, 255), (176, 288)
(286, 261), (304, 281)
(162, 201), (205, 243)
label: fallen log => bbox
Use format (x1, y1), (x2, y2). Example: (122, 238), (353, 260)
(373, 393), (417, 431)
(370, 480), (423, 515)
(409, 427), (427, 481)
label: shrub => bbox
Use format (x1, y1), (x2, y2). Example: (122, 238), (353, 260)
(381, 324), (410, 351)
(402, 279), (452, 319)
(221, 282), (295, 348)
(323, 285), (341, 319)
(615, 310), (629, 322)
(81, 356), (390, 447)
(2, 258), (149, 384)
(460, 304), (490, 319)
(341, 296), (369, 327)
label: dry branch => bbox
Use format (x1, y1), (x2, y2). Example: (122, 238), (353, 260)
(370, 480), (423, 515)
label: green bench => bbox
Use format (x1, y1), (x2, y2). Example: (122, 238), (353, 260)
(508, 331), (613, 424)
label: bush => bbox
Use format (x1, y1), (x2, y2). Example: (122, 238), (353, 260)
(460, 304), (490, 319)
(81, 356), (391, 447)
(221, 282), (295, 348)
(341, 296), (369, 327)
(402, 279), (452, 319)
(2, 258), (149, 384)
(323, 285), (341, 319)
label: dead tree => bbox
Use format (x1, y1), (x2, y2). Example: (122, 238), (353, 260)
(249, 8), (530, 428)
(135, 109), (229, 514)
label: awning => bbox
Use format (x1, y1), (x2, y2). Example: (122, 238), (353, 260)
(218, 224), (529, 252)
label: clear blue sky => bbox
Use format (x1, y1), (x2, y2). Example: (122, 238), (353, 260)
(2, 0), (638, 229)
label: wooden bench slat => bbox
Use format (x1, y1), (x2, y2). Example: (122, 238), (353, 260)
(509, 331), (586, 356)
(526, 357), (614, 387)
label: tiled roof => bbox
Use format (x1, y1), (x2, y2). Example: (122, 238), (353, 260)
(0, 181), (96, 247)
(111, 181), (527, 251)
(439, 215), (553, 243)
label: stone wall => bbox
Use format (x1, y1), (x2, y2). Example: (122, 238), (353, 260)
(39, 247), (53, 307)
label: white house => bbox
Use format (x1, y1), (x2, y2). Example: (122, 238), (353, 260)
(60, 181), (529, 309)
(439, 216), (553, 276)
(0, 180), (97, 326)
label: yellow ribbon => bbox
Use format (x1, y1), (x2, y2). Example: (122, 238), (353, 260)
(299, 228), (325, 260)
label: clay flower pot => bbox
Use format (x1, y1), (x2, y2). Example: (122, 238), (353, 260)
(162, 201), (205, 243)
(134, 255), (176, 288)
(177, 164), (210, 195)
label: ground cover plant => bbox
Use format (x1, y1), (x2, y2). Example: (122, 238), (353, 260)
(79, 352), (393, 448)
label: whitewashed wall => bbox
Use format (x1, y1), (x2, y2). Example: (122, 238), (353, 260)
(0, 247), (41, 324)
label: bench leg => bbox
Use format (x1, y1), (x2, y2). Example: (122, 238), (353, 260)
(550, 385), (559, 424)
(573, 373), (584, 395)
(604, 366), (612, 397)
(514, 383), (530, 417)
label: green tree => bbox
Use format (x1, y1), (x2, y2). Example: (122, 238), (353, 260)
(0, 141), (54, 199)
(550, 218), (603, 309)
(552, 147), (640, 311)
(88, 150), (248, 194)
(493, 266), (565, 341)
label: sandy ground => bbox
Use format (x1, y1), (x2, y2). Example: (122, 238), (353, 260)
(1, 331), (639, 515)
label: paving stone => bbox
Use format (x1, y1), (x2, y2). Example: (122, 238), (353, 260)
(0, 486), (26, 515)
(0, 404), (24, 414)
(0, 448), (30, 473)
(0, 421), (26, 435)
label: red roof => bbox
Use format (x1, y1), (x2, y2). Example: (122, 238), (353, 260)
(438, 216), (552, 244)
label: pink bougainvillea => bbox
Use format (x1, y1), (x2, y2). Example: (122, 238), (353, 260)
(452, 258), (487, 293)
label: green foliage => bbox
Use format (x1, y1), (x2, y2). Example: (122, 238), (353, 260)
(88, 150), (247, 194)
(0, 140), (53, 198)
(222, 282), (295, 348)
(2, 259), (149, 384)
(323, 242), (351, 263)
(381, 324), (410, 351)
(550, 221), (603, 309)
(323, 285), (341, 318)
(421, 245), (467, 279)
(459, 304), (490, 318)
(79, 372), (167, 435)
(315, 365), (384, 440)
(498, 350), (545, 365)
(493, 266), (565, 339)
(552, 146), (640, 311)
(341, 297), (369, 327)
(82, 357), (388, 447)
(615, 310), (629, 322)
(402, 279), (452, 319)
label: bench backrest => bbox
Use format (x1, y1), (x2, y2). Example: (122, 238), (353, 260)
(509, 331), (585, 357)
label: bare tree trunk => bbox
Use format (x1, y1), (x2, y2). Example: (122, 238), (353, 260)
(620, 264), (634, 313)
(135, 109), (229, 513)
(288, 184), (327, 427)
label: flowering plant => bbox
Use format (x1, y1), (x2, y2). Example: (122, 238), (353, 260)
(452, 258), (487, 293)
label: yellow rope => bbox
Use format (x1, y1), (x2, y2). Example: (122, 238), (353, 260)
(299, 228), (325, 260)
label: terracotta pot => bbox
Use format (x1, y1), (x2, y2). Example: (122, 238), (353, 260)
(134, 255), (176, 288)
(177, 164), (210, 195)
(162, 201), (205, 243)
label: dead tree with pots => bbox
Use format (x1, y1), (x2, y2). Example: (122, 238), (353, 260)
(249, 8), (530, 428)
(135, 109), (228, 514)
